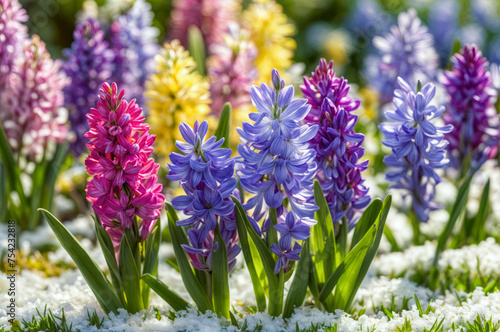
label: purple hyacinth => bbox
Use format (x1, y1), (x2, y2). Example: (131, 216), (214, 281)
(441, 44), (500, 168)
(371, 9), (439, 104)
(237, 69), (318, 274)
(379, 77), (453, 222)
(109, 0), (159, 108)
(0, 0), (28, 90)
(63, 18), (114, 156)
(169, 120), (240, 271)
(301, 59), (370, 227)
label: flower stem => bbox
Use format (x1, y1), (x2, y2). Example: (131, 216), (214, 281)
(410, 211), (421, 246)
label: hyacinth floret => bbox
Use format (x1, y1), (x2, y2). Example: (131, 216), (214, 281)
(169, 120), (240, 271)
(63, 18), (114, 156)
(372, 9), (439, 103)
(301, 59), (370, 226)
(1, 35), (69, 159)
(379, 77), (452, 222)
(441, 44), (499, 167)
(85, 83), (164, 248)
(110, 0), (159, 107)
(0, 0), (28, 89)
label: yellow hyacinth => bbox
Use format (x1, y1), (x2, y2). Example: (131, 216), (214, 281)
(242, 0), (296, 83)
(145, 40), (211, 164)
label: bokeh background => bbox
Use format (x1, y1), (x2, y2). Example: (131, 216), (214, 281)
(19, 0), (500, 87)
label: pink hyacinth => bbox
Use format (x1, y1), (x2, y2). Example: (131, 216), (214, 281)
(85, 83), (164, 249)
(169, 0), (237, 50)
(0, 35), (69, 159)
(208, 25), (258, 115)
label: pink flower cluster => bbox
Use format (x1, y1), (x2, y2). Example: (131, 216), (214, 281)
(1, 34), (69, 159)
(85, 83), (164, 248)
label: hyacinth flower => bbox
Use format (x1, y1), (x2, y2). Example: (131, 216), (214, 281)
(242, 0), (296, 83)
(145, 40), (211, 164)
(167, 120), (240, 318)
(237, 69), (318, 274)
(40, 83), (165, 315)
(371, 9), (439, 104)
(441, 44), (500, 172)
(380, 77), (452, 227)
(301, 58), (370, 240)
(0, 0), (28, 90)
(63, 18), (114, 156)
(169, 0), (238, 50)
(109, 0), (159, 107)
(85, 82), (164, 247)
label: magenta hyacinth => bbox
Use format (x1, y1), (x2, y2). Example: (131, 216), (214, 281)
(169, 0), (237, 50)
(85, 83), (164, 249)
(0, 0), (28, 90)
(1, 35), (69, 159)
(442, 44), (500, 167)
(301, 59), (370, 226)
(208, 25), (258, 115)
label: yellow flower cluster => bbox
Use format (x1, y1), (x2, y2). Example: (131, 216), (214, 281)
(145, 40), (211, 164)
(242, 0), (296, 83)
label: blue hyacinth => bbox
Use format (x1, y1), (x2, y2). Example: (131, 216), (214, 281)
(379, 77), (453, 222)
(371, 9), (439, 104)
(169, 120), (240, 270)
(63, 18), (114, 156)
(238, 69), (318, 274)
(110, 0), (159, 108)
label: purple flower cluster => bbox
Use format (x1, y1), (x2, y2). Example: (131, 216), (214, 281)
(0, 0), (27, 90)
(301, 59), (370, 227)
(371, 9), (439, 104)
(63, 18), (114, 156)
(237, 69), (317, 274)
(441, 44), (499, 167)
(379, 77), (452, 222)
(109, 0), (159, 107)
(169, 121), (240, 272)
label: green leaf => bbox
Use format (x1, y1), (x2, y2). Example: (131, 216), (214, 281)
(433, 175), (472, 267)
(40, 143), (69, 213)
(267, 207), (279, 249)
(0, 161), (6, 222)
(283, 240), (310, 318)
(311, 181), (336, 286)
(214, 103), (232, 149)
(383, 224), (400, 252)
(472, 179), (490, 243)
(39, 209), (121, 314)
(118, 230), (144, 314)
(212, 224), (230, 319)
(188, 25), (206, 75)
(142, 217), (162, 307)
(351, 199), (382, 248)
(166, 203), (213, 312)
(231, 196), (267, 311)
(231, 196), (281, 316)
(320, 196), (391, 312)
(0, 124), (28, 227)
(93, 214), (124, 305)
(142, 274), (189, 311)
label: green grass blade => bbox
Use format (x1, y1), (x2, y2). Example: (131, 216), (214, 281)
(283, 240), (310, 318)
(231, 196), (266, 311)
(142, 274), (190, 311)
(433, 175), (472, 266)
(212, 224), (230, 319)
(118, 231), (144, 313)
(188, 25), (206, 75)
(39, 209), (121, 314)
(214, 103), (232, 149)
(166, 203), (213, 312)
